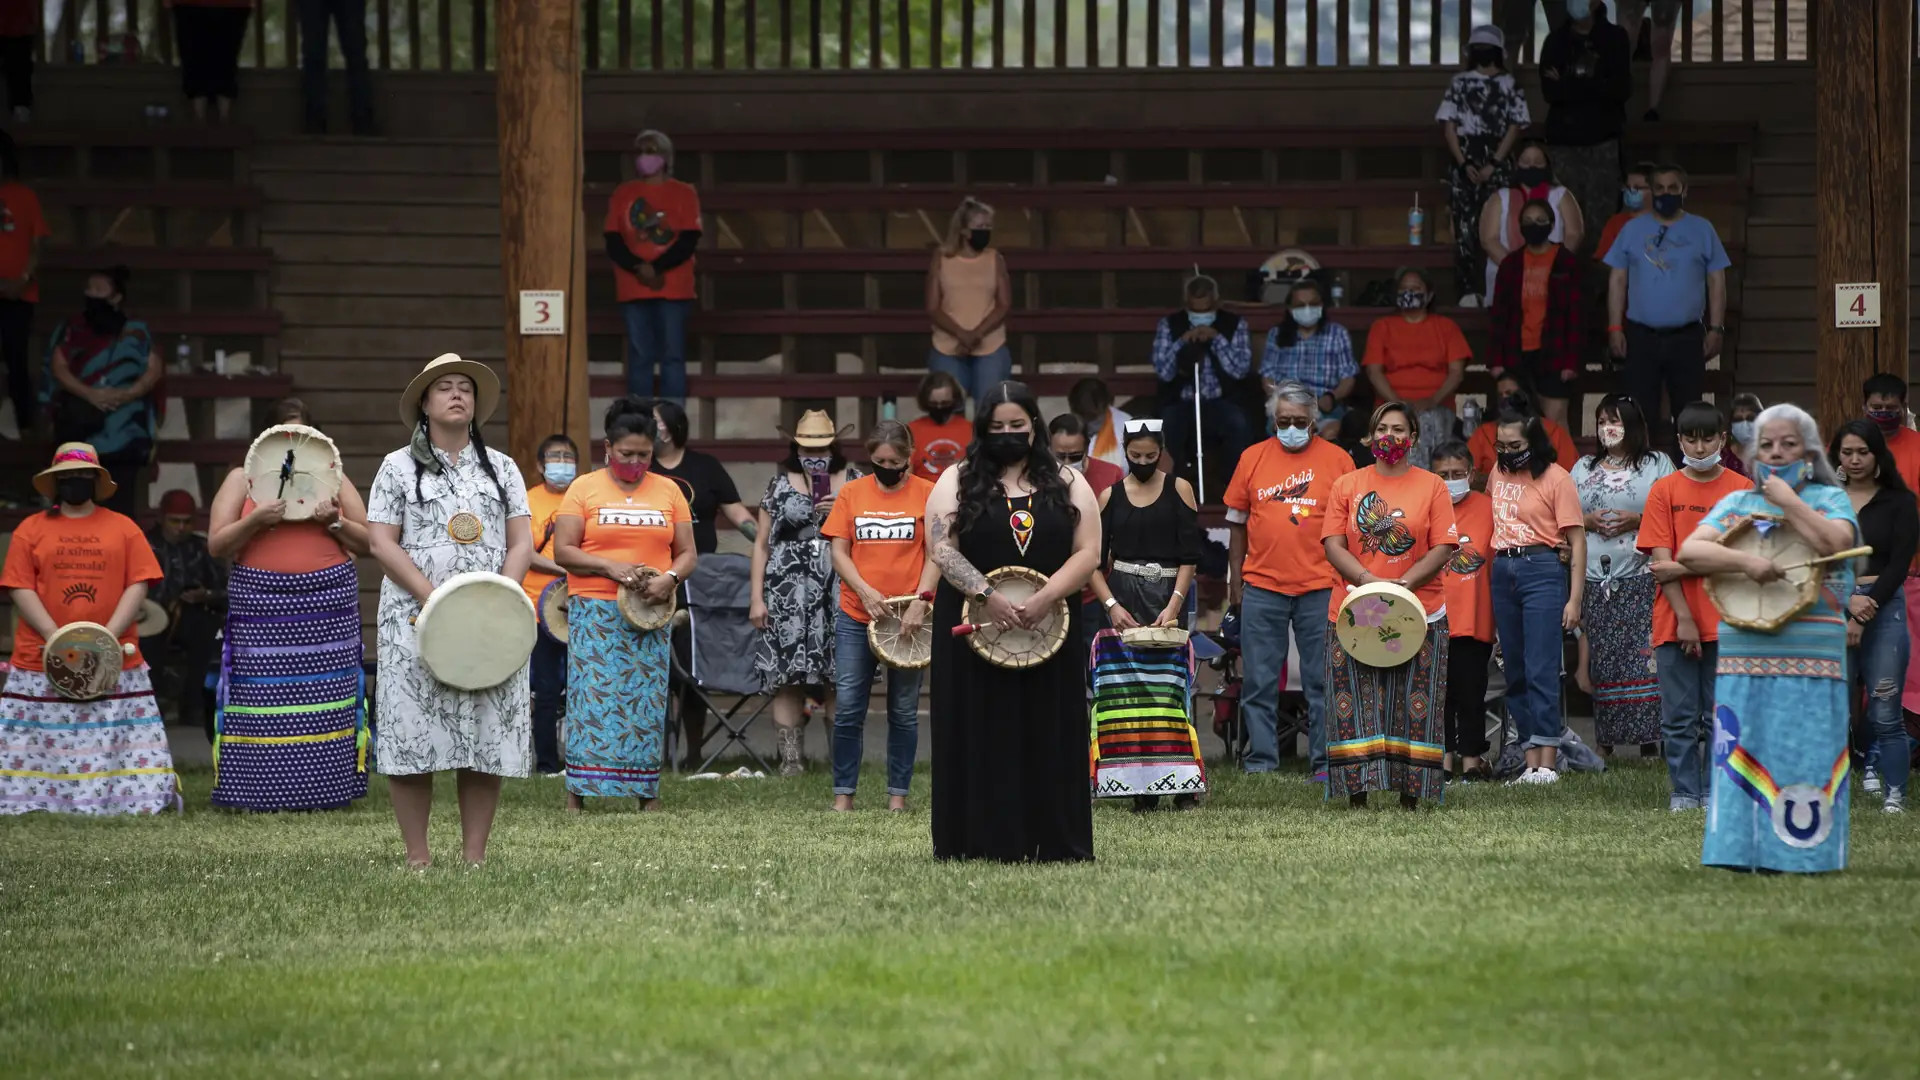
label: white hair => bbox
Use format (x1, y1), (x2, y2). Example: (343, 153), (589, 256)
(1268, 381), (1321, 424)
(634, 128), (675, 170)
(1753, 403), (1841, 487)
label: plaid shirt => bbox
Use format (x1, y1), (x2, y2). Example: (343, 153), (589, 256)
(1487, 245), (1584, 378)
(1260, 322), (1357, 400)
(1151, 316), (1252, 401)
(144, 528), (228, 611)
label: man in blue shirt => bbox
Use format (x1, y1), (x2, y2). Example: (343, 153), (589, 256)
(1152, 275), (1255, 499)
(1604, 163), (1730, 440)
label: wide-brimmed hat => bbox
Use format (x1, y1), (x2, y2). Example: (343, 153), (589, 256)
(784, 409), (851, 449)
(33, 442), (117, 502)
(399, 353), (501, 428)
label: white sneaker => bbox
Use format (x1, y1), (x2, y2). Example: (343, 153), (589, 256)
(1507, 767), (1559, 786)
(1457, 293), (1483, 309)
(1669, 795), (1701, 812)
(1863, 766), (1883, 796)
(1885, 792), (1906, 815)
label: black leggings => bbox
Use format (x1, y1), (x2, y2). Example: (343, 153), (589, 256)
(1444, 636), (1494, 759)
(174, 5), (251, 101)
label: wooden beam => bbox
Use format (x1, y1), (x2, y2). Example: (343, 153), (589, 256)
(496, 0), (591, 483)
(1814, 0), (1912, 434)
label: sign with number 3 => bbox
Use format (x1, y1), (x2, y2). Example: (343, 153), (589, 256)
(519, 290), (566, 336)
(1835, 283), (1881, 329)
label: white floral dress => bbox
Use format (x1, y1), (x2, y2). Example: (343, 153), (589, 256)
(366, 443), (533, 777)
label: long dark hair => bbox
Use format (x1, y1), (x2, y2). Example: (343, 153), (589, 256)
(1828, 419), (1911, 495)
(1584, 393), (1660, 471)
(1492, 407), (1555, 479)
(1268, 278), (1326, 351)
(412, 418), (511, 504)
(954, 379), (1077, 536)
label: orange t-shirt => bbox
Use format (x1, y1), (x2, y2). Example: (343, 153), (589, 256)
(1321, 466), (1458, 621)
(236, 497), (351, 575)
(1520, 247), (1554, 351)
(1593, 211), (1636, 262)
(908, 415), (972, 482)
(1883, 425), (1920, 494)
(0, 181), (50, 303)
(521, 481), (568, 608)
(604, 178), (702, 303)
(1468, 419), (1579, 476)
(1, 507), (164, 670)
(1361, 314), (1473, 404)
(1445, 491), (1495, 643)
(556, 469), (690, 601)
(821, 474), (933, 623)
(1224, 436), (1354, 597)
(1488, 464), (1583, 550)
(1638, 466), (1753, 646)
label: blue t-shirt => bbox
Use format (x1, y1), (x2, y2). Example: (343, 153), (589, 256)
(1603, 212), (1732, 329)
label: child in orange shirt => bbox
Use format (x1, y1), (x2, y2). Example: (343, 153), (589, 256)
(1430, 441), (1496, 780)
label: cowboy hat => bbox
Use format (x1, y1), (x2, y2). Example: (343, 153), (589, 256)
(398, 353), (501, 428)
(782, 409), (852, 449)
(32, 442), (118, 502)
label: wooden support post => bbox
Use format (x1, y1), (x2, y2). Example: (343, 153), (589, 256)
(1814, 0), (1910, 434)
(496, 0), (591, 477)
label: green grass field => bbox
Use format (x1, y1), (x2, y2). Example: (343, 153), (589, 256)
(3, 761), (1916, 1079)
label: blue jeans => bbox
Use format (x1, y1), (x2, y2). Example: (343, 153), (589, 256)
(926, 346), (1012, 412)
(1656, 641), (1718, 801)
(831, 610), (921, 797)
(529, 631), (566, 774)
(623, 299), (692, 403)
(1851, 583), (1912, 798)
(1241, 586), (1330, 774)
(1490, 551), (1567, 749)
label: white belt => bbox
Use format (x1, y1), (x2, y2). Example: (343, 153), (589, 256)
(1113, 560), (1179, 581)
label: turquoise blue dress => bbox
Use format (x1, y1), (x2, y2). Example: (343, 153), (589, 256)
(1702, 483), (1859, 874)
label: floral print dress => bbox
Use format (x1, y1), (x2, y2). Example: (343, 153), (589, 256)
(366, 443), (534, 777)
(753, 471), (845, 689)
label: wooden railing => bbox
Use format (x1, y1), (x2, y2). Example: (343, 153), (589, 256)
(44, 0), (1817, 72)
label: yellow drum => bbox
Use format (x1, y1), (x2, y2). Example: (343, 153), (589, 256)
(1334, 581), (1428, 668)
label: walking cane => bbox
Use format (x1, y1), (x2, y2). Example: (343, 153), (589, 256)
(1192, 357), (1206, 502)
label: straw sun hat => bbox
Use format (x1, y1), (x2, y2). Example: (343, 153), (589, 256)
(33, 442), (117, 502)
(398, 353), (501, 428)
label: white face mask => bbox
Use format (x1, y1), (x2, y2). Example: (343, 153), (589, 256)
(1275, 425), (1312, 450)
(1445, 477), (1471, 503)
(1292, 305), (1323, 328)
(1730, 420), (1755, 445)
(1682, 452), (1721, 471)
(1598, 424), (1625, 449)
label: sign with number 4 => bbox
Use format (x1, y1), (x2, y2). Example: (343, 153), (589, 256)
(519, 290), (565, 336)
(1835, 283), (1880, 329)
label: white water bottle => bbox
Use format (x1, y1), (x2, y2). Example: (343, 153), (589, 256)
(1408, 193), (1424, 247)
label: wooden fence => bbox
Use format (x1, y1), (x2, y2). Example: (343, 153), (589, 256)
(44, 0), (1819, 72)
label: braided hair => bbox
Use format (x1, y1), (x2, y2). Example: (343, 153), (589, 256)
(411, 415), (511, 505)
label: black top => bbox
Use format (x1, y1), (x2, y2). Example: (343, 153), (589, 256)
(1539, 16), (1632, 147)
(652, 449), (741, 555)
(1853, 485), (1918, 608)
(1102, 475), (1202, 568)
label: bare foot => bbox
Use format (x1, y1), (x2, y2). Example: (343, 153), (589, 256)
(887, 795), (907, 812)
(405, 857), (430, 871)
(565, 792), (584, 814)
(637, 798), (661, 812)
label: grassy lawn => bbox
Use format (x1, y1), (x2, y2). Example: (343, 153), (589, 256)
(2, 760), (1916, 1079)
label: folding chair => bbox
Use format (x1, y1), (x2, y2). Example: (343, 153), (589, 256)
(668, 553), (777, 774)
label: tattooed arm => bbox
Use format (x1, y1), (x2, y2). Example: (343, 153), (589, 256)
(925, 466), (988, 597)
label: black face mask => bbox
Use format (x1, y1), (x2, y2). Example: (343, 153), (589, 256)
(54, 476), (96, 506)
(982, 432), (1030, 466)
(870, 463), (906, 487)
(1496, 449), (1532, 474)
(1652, 193), (1685, 217)
(1467, 45), (1502, 68)
(1128, 459), (1159, 482)
(1519, 221), (1554, 247)
(83, 296), (124, 334)
(1515, 166), (1549, 189)
(926, 405), (957, 425)
(967, 229), (991, 253)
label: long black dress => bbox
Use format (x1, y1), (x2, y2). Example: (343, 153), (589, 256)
(931, 492), (1095, 863)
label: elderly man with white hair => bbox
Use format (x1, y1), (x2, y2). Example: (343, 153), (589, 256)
(1677, 403), (1863, 874)
(1223, 382), (1354, 780)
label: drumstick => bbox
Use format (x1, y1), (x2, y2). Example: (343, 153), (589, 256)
(950, 623), (984, 638)
(1776, 546), (1874, 572)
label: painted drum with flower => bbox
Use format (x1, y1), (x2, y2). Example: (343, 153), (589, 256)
(1336, 581), (1429, 668)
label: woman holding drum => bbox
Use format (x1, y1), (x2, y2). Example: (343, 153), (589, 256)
(1679, 405), (1863, 873)
(205, 409), (373, 811)
(926, 380), (1101, 862)
(1321, 402), (1459, 809)
(822, 420), (939, 812)
(0, 443), (177, 815)
(553, 398), (694, 812)
(366, 354), (533, 868)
